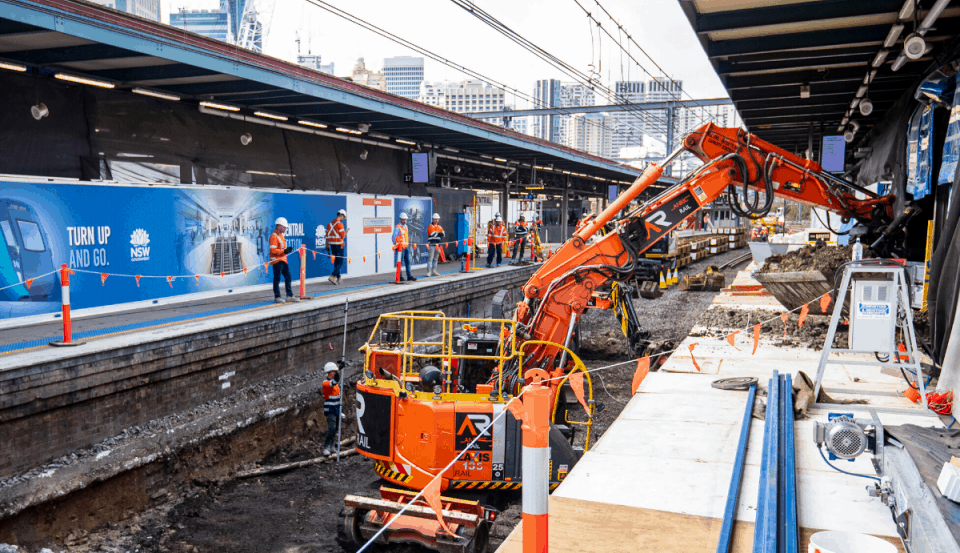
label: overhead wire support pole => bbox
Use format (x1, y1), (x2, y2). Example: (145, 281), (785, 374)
(337, 297), (348, 463)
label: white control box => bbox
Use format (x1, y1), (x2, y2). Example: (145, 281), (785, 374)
(849, 279), (896, 352)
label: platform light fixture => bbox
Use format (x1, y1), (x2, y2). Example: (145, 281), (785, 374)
(856, 86), (868, 98)
(336, 127), (363, 135)
(132, 87), (180, 101)
(859, 97), (874, 116)
(54, 72), (115, 89)
(891, 52), (909, 72)
(357, 123), (371, 133)
(396, 138), (417, 146)
(443, 147), (459, 153)
(850, 98), (860, 110)
(200, 101), (240, 112)
(0, 60), (27, 72)
(367, 132), (390, 140)
(240, 132), (253, 146)
(254, 111), (287, 121)
(899, 0), (916, 20)
(298, 119), (328, 129)
(871, 51), (889, 68)
(494, 157), (508, 163)
(863, 70), (877, 85)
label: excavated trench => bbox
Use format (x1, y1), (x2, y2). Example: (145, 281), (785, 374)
(0, 249), (752, 553)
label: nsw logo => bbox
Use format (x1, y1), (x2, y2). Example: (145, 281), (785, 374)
(315, 224), (327, 249)
(130, 228), (151, 262)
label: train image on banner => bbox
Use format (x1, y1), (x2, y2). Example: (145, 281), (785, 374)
(0, 199), (57, 305)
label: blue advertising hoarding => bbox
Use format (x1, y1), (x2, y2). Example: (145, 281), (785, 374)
(0, 180), (348, 319)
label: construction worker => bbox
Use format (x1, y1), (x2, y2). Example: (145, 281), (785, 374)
(702, 213), (714, 232)
(575, 212), (594, 233)
(326, 209), (348, 285)
(759, 225), (769, 242)
(427, 213), (445, 277)
(392, 212), (416, 281)
(511, 214), (528, 263)
(750, 225), (759, 241)
(321, 362), (341, 456)
(487, 215), (506, 268)
(269, 217), (297, 303)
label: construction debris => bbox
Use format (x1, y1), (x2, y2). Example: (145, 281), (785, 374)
(679, 265), (726, 291)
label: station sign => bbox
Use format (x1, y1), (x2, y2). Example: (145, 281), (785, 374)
(362, 198), (392, 206)
(362, 217), (393, 234)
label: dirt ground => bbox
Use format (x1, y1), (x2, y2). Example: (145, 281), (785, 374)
(19, 249), (751, 553)
(759, 243), (875, 284)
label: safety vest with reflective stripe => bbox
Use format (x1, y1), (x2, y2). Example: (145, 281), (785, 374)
(427, 223), (445, 244)
(514, 220), (528, 237)
(392, 224), (409, 250)
(489, 222), (507, 245)
(322, 378), (341, 413)
(326, 219), (346, 246)
(269, 231), (286, 260)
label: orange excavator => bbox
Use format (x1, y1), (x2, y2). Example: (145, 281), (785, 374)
(338, 123), (903, 552)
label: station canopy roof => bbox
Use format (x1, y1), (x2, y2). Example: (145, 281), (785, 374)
(680, 0), (960, 152)
(0, 0), (642, 187)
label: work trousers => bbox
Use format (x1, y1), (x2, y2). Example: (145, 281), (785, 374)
(427, 244), (441, 272)
(330, 244), (345, 278)
(324, 410), (339, 449)
(487, 243), (502, 267)
(272, 261), (293, 298)
(512, 236), (526, 261)
(394, 248), (413, 278)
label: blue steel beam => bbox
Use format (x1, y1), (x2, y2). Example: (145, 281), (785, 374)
(715, 383), (757, 553)
(0, 43), (144, 64)
(783, 374), (799, 553)
(0, 0), (639, 179)
(753, 370), (779, 553)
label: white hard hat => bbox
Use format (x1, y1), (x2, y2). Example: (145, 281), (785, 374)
(399, 212), (408, 220)
(275, 217), (288, 227)
(495, 216), (503, 222)
(495, 212), (501, 217)
(324, 361), (340, 373)
(432, 213), (440, 219)
(338, 209), (347, 217)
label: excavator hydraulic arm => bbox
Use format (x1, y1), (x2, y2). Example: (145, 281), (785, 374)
(515, 123), (898, 376)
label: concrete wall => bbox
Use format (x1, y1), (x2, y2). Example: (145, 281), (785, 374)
(0, 267), (535, 478)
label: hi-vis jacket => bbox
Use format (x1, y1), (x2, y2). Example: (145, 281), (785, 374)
(326, 219), (346, 246)
(269, 231), (286, 261)
(514, 220), (528, 238)
(322, 376), (341, 414)
(392, 224), (409, 251)
(427, 223), (445, 244)
(489, 222), (507, 245)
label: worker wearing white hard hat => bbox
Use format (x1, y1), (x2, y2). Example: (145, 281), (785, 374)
(326, 209), (349, 285)
(392, 212), (416, 282)
(487, 215), (507, 268)
(426, 213), (445, 277)
(269, 216), (297, 303)
(321, 361), (341, 455)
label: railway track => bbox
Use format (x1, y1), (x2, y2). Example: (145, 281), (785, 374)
(716, 252), (753, 271)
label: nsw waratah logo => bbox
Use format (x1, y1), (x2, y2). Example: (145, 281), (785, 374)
(130, 228), (150, 261)
(314, 224), (327, 249)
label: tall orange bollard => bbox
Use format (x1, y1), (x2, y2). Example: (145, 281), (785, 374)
(395, 260), (402, 283)
(299, 245), (308, 298)
(522, 371), (551, 553)
(462, 238), (472, 273)
(50, 264), (83, 347)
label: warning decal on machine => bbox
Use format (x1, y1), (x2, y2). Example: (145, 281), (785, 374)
(857, 302), (891, 319)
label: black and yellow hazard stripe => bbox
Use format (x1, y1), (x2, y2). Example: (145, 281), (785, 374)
(374, 461), (414, 485)
(446, 480), (563, 490)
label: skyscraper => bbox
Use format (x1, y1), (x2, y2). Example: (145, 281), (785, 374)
(383, 57), (424, 100)
(558, 82), (596, 145)
(531, 79), (561, 142)
(297, 54), (335, 76)
(565, 113), (612, 158)
(418, 80), (506, 123)
(611, 81), (645, 159)
(91, 0), (160, 21)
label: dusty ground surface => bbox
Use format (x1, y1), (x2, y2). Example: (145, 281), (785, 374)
(3, 249), (751, 553)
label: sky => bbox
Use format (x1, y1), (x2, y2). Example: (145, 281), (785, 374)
(159, 0), (728, 109)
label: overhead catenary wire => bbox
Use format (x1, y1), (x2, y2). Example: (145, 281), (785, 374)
(303, 0), (645, 144)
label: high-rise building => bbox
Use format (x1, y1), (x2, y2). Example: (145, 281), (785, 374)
(350, 58), (387, 92)
(418, 80), (506, 122)
(645, 77), (682, 142)
(557, 82), (596, 145)
(531, 79), (561, 142)
(383, 57), (424, 100)
(170, 10), (230, 41)
(611, 81), (645, 159)
(565, 113), (612, 159)
(92, 0), (160, 21)
(297, 54), (335, 76)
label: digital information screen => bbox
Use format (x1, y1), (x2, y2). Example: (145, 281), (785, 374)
(608, 184), (619, 201)
(412, 153), (429, 183)
(820, 135), (846, 172)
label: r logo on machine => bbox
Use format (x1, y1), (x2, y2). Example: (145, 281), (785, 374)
(130, 228), (150, 262)
(355, 389), (393, 458)
(455, 413), (493, 451)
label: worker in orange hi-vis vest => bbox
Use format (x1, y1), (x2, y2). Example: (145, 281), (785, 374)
(486, 215), (507, 268)
(321, 362), (341, 455)
(392, 212), (416, 281)
(426, 213), (445, 277)
(326, 209), (348, 285)
(511, 215), (528, 263)
(269, 217), (297, 303)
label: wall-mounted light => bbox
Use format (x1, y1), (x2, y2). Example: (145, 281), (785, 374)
(240, 133), (253, 146)
(132, 87), (180, 101)
(0, 60), (28, 72)
(336, 127), (363, 135)
(54, 72), (115, 89)
(903, 34), (926, 59)
(494, 157), (508, 163)
(396, 139), (417, 146)
(859, 97), (874, 116)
